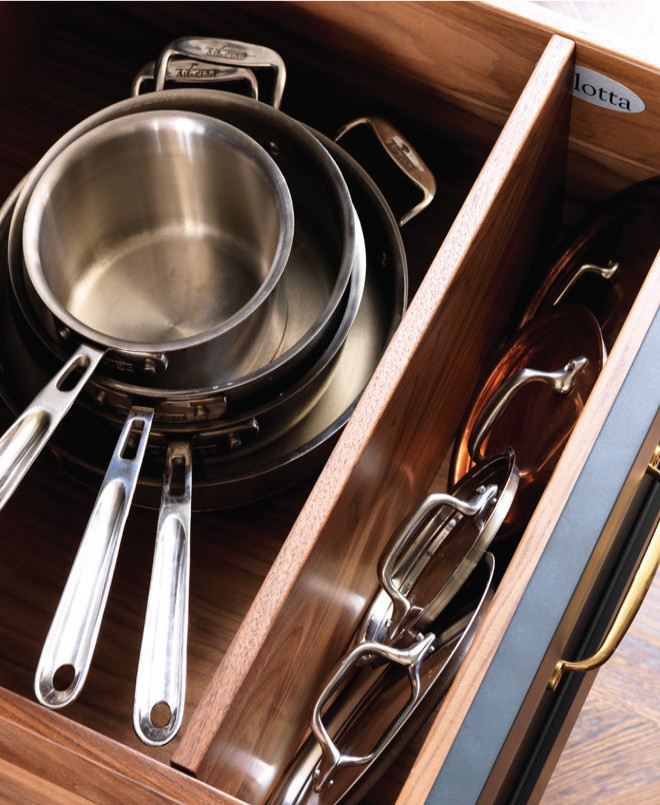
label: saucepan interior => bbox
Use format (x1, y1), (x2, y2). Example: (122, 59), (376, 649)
(22, 110), (293, 374)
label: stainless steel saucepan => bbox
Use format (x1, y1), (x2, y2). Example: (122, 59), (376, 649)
(22, 110), (293, 382)
(0, 110), (295, 514)
(0, 40), (435, 749)
(11, 43), (365, 737)
(0, 113), (423, 508)
(8, 91), (363, 409)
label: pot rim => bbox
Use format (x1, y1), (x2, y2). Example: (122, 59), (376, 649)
(22, 109), (295, 355)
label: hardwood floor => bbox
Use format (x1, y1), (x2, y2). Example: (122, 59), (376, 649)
(542, 574), (660, 803)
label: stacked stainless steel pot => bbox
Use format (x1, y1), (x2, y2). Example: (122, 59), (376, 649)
(0, 38), (434, 748)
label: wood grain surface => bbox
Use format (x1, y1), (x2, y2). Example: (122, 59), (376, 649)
(172, 33), (576, 803)
(0, 688), (241, 805)
(275, 0), (660, 180)
(397, 211), (660, 805)
(0, 3), (656, 804)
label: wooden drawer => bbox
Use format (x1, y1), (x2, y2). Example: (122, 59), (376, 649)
(0, 2), (658, 803)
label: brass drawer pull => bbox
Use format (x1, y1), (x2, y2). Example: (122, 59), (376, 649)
(549, 500), (660, 691)
(648, 443), (660, 481)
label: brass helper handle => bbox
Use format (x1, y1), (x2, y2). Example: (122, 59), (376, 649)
(549, 509), (660, 691)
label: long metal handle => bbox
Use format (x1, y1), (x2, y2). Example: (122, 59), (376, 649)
(131, 59), (259, 98)
(0, 344), (103, 512)
(34, 407), (153, 708)
(134, 442), (192, 746)
(467, 358), (589, 462)
(335, 116), (436, 226)
(154, 37), (286, 107)
(549, 476), (660, 691)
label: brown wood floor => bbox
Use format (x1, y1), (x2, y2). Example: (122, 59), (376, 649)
(521, 6), (660, 805)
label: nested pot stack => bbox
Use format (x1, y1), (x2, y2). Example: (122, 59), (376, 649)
(0, 36), (432, 748)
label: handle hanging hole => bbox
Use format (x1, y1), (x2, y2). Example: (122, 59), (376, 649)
(167, 455), (187, 499)
(150, 701), (172, 728)
(52, 664), (75, 691)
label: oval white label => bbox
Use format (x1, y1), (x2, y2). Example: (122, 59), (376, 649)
(573, 66), (645, 113)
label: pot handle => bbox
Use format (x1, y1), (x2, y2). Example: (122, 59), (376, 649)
(335, 117), (436, 226)
(0, 344), (103, 512)
(154, 37), (286, 108)
(467, 358), (589, 462)
(131, 59), (259, 99)
(34, 407), (153, 709)
(134, 442), (192, 746)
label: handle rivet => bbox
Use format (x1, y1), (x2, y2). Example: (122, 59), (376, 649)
(143, 358), (158, 375)
(194, 405), (209, 421)
(58, 326), (70, 341)
(229, 433), (242, 450)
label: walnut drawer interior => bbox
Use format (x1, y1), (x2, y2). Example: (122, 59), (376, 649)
(0, 3), (658, 805)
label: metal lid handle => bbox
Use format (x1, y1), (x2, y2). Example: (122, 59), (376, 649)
(468, 358), (588, 462)
(311, 634), (436, 791)
(378, 486), (497, 640)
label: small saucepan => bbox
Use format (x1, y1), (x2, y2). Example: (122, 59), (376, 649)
(0, 109), (294, 512)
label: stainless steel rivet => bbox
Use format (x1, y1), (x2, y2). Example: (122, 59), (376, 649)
(194, 405), (209, 420)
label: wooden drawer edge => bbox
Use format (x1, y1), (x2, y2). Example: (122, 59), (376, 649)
(0, 689), (239, 805)
(484, 0), (660, 67)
